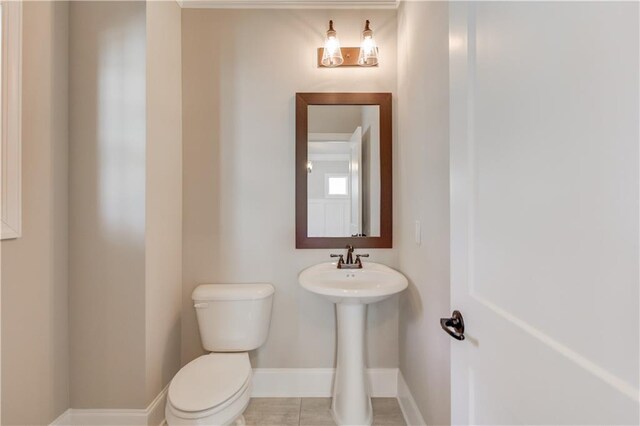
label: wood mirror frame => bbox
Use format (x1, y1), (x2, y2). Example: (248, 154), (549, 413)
(296, 92), (392, 249)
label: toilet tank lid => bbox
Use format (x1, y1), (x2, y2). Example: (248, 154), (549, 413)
(192, 283), (274, 301)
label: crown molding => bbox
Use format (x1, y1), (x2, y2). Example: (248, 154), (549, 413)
(179, 0), (399, 9)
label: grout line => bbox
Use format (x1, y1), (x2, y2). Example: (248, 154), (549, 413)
(244, 397), (406, 426)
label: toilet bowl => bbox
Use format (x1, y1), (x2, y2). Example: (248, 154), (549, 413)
(166, 284), (274, 426)
(166, 353), (252, 425)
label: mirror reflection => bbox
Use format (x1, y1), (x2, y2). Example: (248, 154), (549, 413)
(307, 105), (381, 238)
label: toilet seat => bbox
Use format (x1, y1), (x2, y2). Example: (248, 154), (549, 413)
(166, 353), (252, 425)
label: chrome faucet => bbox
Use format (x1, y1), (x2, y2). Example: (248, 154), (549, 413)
(330, 245), (369, 269)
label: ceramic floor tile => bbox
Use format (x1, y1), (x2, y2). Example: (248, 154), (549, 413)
(372, 398), (406, 426)
(244, 398), (301, 426)
(244, 397), (405, 426)
(299, 398), (335, 426)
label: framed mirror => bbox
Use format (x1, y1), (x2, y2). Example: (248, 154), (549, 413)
(296, 93), (392, 248)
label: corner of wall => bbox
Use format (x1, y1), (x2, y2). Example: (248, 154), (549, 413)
(144, 0), (184, 406)
(396, 1), (451, 424)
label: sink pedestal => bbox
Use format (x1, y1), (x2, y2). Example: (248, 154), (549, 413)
(299, 261), (409, 426)
(331, 304), (372, 426)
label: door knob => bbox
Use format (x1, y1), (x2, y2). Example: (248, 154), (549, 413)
(440, 310), (465, 341)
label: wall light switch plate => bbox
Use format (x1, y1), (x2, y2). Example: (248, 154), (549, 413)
(415, 220), (421, 246)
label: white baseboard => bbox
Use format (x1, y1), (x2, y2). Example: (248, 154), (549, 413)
(146, 385), (169, 426)
(397, 371), (426, 426)
(50, 385), (168, 426)
(251, 368), (398, 397)
(51, 369), (421, 426)
(49, 410), (72, 426)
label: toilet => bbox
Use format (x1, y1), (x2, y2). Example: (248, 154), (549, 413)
(166, 283), (274, 426)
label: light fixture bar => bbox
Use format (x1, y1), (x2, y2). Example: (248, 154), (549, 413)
(317, 47), (379, 67)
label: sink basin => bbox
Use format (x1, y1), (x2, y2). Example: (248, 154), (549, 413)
(299, 261), (408, 426)
(299, 262), (408, 304)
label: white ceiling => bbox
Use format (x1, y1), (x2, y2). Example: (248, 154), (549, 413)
(178, 0), (399, 9)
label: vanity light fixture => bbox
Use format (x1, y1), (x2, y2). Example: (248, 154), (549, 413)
(317, 20), (379, 68)
(321, 20), (344, 67)
(358, 20), (379, 67)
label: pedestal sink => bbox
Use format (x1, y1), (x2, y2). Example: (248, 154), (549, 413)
(299, 262), (408, 426)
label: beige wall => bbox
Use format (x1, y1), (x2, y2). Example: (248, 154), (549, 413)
(145, 0), (183, 407)
(1, 2), (70, 424)
(308, 105), (362, 133)
(69, 0), (184, 410)
(181, 9), (399, 368)
(1, 2), (448, 418)
(397, 1), (451, 424)
(69, 1), (148, 409)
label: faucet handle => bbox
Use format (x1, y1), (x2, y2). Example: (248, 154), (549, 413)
(330, 254), (344, 262)
(355, 254), (369, 267)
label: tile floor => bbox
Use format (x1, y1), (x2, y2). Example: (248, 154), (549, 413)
(244, 398), (406, 426)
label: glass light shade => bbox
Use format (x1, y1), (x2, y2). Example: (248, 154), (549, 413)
(358, 20), (379, 67)
(321, 21), (343, 67)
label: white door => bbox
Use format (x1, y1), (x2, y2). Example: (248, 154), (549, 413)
(349, 126), (363, 236)
(449, 2), (639, 424)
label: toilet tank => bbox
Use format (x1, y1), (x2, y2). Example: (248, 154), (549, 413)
(192, 283), (274, 352)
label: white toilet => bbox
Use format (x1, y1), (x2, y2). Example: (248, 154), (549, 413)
(166, 283), (274, 426)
